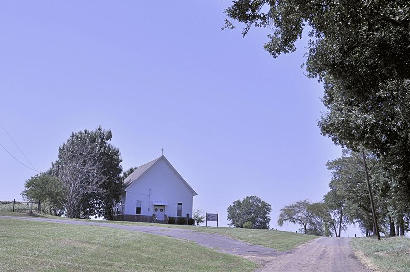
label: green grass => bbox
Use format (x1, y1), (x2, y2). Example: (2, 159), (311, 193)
(81, 220), (316, 251)
(0, 212), (317, 252)
(194, 227), (317, 251)
(351, 237), (410, 272)
(73, 218), (317, 251)
(0, 218), (257, 272)
(91, 220), (317, 251)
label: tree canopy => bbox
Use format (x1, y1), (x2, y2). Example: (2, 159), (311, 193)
(278, 200), (331, 236)
(51, 127), (122, 219)
(326, 150), (408, 236)
(226, 0), (410, 234)
(22, 173), (65, 215)
(227, 195), (271, 229)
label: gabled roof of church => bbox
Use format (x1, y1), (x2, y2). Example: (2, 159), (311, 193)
(123, 155), (198, 196)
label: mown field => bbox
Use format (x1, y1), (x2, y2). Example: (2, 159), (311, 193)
(195, 227), (316, 251)
(351, 237), (410, 272)
(94, 219), (317, 251)
(0, 210), (317, 252)
(0, 218), (257, 272)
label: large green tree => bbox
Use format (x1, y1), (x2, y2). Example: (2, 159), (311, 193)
(323, 188), (348, 237)
(52, 127), (122, 219)
(325, 150), (408, 236)
(225, 0), (410, 234)
(227, 195), (271, 229)
(22, 173), (66, 215)
(277, 200), (331, 236)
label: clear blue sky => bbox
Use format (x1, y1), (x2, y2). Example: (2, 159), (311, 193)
(0, 1), (343, 231)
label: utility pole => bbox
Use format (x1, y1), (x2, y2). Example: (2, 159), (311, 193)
(361, 150), (380, 240)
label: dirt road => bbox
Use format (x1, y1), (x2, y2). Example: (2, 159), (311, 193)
(258, 237), (371, 272)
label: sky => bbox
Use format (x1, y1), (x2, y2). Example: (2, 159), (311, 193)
(0, 1), (348, 233)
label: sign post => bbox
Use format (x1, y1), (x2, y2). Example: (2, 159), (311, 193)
(206, 212), (218, 228)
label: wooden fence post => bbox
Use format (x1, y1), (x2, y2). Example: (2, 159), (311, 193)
(12, 199), (15, 212)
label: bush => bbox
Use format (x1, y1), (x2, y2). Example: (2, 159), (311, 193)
(167, 217), (194, 225)
(168, 217), (175, 224)
(243, 221), (253, 229)
(177, 217), (187, 225)
(193, 209), (205, 225)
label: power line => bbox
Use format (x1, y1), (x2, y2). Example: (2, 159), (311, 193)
(0, 141), (39, 173)
(0, 126), (37, 169)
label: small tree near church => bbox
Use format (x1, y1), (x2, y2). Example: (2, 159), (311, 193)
(227, 196), (271, 229)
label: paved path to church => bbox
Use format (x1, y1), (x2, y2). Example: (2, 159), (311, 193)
(0, 216), (371, 272)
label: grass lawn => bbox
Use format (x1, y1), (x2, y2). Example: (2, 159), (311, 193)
(78, 218), (317, 251)
(351, 237), (410, 272)
(0, 218), (258, 272)
(194, 227), (317, 251)
(0, 212), (317, 252)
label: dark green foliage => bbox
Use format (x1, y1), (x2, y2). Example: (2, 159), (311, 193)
(226, 0), (410, 218)
(326, 150), (409, 236)
(323, 188), (348, 237)
(122, 167), (137, 181)
(176, 217), (187, 225)
(168, 217), (176, 224)
(227, 196), (271, 229)
(22, 173), (65, 215)
(278, 200), (331, 236)
(52, 127), (122, 219)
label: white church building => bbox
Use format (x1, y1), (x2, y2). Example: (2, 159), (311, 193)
(115, 155), (197, 222)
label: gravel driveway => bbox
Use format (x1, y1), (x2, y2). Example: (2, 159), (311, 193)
(0, 216), (371, 272)
(258, 237), (371, 272)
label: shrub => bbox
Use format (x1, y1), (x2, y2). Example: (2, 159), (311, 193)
(243, 221), (253, 229)
(188, 218), (195, 225)
(168, 217), (175, 224)
(177, 217), (187, 225)
(193, 209), (205, 225)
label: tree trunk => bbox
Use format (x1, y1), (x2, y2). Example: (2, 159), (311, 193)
(389, 216), (396, 237)
(332, 222), (338, 237)
(304, 224), (307, 234)
(338, 208), (343, 237)
(361, 150), (380, 240)
(398, 216), (405, 236)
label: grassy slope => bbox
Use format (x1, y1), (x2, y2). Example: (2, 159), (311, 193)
(87, 219), (317, 251)
(195, 227), (317, 251)
(0, 212), (317, 252)
(76, 219), (317, 251)
(0, 219), (257, 272)
(351, 237), (410, 272)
